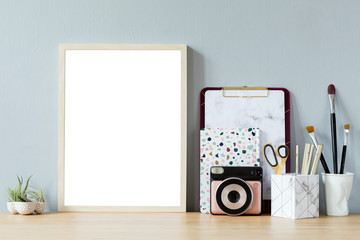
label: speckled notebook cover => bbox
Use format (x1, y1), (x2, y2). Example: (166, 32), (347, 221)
(200, 128), (260, 213)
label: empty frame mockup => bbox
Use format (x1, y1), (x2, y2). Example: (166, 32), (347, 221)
(58, 44), (187, 212)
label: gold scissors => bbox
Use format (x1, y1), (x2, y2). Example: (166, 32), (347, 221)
(262, 143), (289, 175)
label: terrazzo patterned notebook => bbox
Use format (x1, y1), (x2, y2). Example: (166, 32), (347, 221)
(200, 128), (260, 213)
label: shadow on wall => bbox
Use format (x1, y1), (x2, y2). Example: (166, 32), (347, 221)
(186, 47), (204, 212)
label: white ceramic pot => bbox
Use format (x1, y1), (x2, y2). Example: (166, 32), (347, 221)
(7, 202), (38, 215)
(322, 172), (354, 216)
(7, 202), (17, 214)
(34, 202), (46, 214)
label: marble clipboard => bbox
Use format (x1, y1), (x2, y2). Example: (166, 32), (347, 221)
(200, 87), (290, 213)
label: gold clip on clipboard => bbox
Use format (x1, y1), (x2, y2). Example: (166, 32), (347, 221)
(222, 87), (269, 98)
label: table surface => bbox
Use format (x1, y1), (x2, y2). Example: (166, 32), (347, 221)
(1, 212), (359, 240)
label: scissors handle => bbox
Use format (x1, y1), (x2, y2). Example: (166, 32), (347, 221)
(263, 143), (289, 175)
(277, 145), (289, 158)
(276, 145), (289, 174)
(263, 144), (278, 167)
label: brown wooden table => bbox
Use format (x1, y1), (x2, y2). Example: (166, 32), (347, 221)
(1, 212), (359, 240)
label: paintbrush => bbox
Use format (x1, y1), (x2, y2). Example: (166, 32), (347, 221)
(328, 84), (338, 173)
(340, 124), (350, 174)
(306, 126), (330, 173)
(301, 143), (310, 175)
(310, 144), (324, 175)
(305, 144), (315, 175)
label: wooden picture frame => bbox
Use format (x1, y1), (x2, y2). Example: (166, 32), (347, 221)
(58, 44), (187, 212)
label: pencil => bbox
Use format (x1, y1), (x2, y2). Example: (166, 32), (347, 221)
(296, 145), (299, 175)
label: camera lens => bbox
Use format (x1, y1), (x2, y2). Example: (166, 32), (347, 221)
(227, 190), (240, 203)
(216, 178), (253, 215)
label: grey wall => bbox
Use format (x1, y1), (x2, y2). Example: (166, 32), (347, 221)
(1, 0), (359, 212)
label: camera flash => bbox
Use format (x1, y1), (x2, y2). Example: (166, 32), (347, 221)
(211, 167), (224, 174)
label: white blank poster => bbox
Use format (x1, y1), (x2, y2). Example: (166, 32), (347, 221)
(59, 45), (186, 211)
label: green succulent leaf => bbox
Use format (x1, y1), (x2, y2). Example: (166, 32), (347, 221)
(6, 175), (43, 203)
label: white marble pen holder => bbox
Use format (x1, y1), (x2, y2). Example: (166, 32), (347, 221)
(271, 174), (319, 219)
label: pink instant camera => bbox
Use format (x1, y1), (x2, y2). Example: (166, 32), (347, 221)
(210, 166), (262, 215)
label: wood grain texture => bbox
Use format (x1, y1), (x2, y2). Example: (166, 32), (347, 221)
(1, 213), (360, 240)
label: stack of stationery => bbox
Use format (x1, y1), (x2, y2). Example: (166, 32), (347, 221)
(200, 128), (260, 213)
(200, 87), (290, 213)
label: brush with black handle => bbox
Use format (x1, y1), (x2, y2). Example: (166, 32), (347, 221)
(340, 124), (350, 174)
(328, 84), (338, 174)
(306, 126), (330, 173)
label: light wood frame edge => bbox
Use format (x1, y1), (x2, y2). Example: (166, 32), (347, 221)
(58, 44), (187, 212)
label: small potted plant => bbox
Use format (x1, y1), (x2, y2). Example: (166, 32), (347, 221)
(29, 186), (46, 214)
(7, 176), (46, 215)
